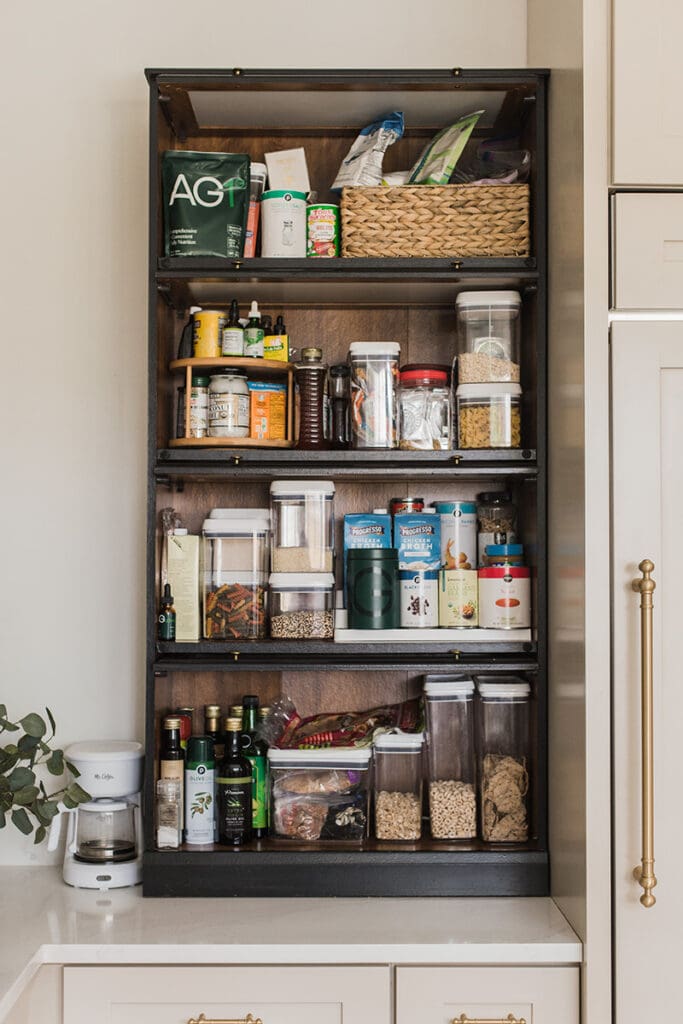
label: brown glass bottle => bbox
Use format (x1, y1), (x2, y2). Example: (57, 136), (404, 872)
(295, 347), (328, 450)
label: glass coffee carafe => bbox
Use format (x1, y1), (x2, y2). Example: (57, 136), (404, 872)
(73, 799), (138, 863)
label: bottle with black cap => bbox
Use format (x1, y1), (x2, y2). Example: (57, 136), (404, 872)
(217, 717), (253, 846)
(158, 584), (176, 641)
(241, 695), (268, 838)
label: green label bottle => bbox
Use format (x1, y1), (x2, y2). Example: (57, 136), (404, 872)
(241, 695), (268, 836)
(217, 717), (253, 845)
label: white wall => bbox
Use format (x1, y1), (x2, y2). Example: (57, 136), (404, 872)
(0, 0), (526, 865)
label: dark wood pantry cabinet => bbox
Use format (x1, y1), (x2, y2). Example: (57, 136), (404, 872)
(143, 68), (548, 897)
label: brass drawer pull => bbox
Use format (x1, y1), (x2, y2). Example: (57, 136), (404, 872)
(452, 1016), (526, 1024)
(188, 1015), (262, 1024)
(631, 558), (657, 908)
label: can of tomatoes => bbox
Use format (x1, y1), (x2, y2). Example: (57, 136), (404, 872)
(390, 496), (424, 516)
(478, 566), (530, 628)
(306, 203), (340, 257)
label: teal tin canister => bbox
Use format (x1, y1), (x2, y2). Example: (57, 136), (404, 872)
(347, 548), (400, 629)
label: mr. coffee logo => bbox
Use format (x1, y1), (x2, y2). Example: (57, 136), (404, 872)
(168, 174), (239, 208)
(94, 772), (114, 781)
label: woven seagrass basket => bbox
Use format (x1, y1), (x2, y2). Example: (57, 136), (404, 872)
(340, 184), (530, 258)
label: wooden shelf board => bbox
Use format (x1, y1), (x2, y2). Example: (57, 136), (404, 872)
(169, 437), (293, 449)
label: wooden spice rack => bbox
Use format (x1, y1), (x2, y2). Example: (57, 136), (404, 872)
(169, 357), (294, 448)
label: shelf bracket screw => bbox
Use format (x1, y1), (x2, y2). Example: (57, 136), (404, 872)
(232, 651), (240, 662)
(233, 260), (243, 270)
(452, 650), (461, 660)
(452, 68), (462, 77)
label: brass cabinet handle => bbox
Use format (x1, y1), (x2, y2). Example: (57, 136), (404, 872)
(188, 1015), (262, 1024)
(631, 558), (657, 908)
(451, 1015), (526, 1024)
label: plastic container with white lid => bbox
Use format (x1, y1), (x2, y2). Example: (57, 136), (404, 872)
(269, 572), (335, 639)
(456, 290), (521, 384)
(476, 676), (531, 842)
(209, 507), (270, 520)
(374, 732), (424, 841)
(423, 675), (476, 839)
(270, 480), (335, 573)
(456, 382), (522, 449)
(268, 746), (371, 842)
(349, 342), (400, 449)
(202, 517), (269, 639)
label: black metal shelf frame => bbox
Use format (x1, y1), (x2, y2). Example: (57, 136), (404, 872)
(145, 67), (549, 898)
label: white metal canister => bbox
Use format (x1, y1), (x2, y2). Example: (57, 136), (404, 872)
(261, 190), (307, 258)
(399, 570), (439, 628)
(208, 372), (249, 438)
(478, 566), (531, 628)
(432, 501), (477, 570)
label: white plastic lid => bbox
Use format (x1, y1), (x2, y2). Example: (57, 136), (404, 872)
(269, 572), (335, 589)
(349, 342), (400, 357)
(251, 162), (267, 177)
(78, 798), (132, 813)
(267, 747), (372, 766)
(210, 508), (270, 520)
(173, 528), (188, 536)
(203, 518), (269, 535)
(374, 731), (424, 751)
(424, 678), (475, 698)
(477, 677), (531, 698)
(456, 291), (521, 308)
(456, 383), (522, 398)
(64, 741), (143, 762)
(270, 480), (335, 496)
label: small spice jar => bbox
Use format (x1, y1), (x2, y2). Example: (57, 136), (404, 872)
(477, 492), (518, 565)
(476, 677), (531, 843)
(270, 480), (335, 573)
(423, 677), (477, 840)
(374, 732), (424, 841)
(269, 573), (335, 639)
(455, 291), (521, 383)
(208, 370), (249, 438)
(456, 383), (522, 449)
(398, 364), (451, 450)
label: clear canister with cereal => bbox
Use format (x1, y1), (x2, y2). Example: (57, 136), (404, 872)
(373, 732), (424, 841)
(455, 291), (521, 384)
(456, 383), (522, 449)
(476, 677), (531, 843)
(423, 676), (477, 840)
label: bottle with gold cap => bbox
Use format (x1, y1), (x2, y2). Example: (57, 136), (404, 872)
(160, 715), (185, 813)
(217, 717), (253, 846)
(204, 705), (223, 761)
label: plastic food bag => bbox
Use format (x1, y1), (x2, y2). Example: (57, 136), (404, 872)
(450, 144), (531, 185)
(331, 112), (404, 190)
(408, 111), (483, 186)
(259, 696), (423, 749)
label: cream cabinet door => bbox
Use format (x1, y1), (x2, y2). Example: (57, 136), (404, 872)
(613, 0), (683, 184)
(612, 322), (683, 1021)
(613, 194), (683, 309)
(63, 966), (391, 1024)
(396, 966), (579, 1023)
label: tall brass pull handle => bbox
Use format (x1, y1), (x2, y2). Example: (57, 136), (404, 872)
(451, 1015), (526, 1024)
(188, 1015), (262, 1024)
(631, 558), (657, 908)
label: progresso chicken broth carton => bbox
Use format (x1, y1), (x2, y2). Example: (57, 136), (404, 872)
(394, 513), (441, 570)
(162, 151), (251, 258)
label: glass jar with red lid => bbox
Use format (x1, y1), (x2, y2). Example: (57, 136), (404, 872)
(398, 364), (452, 450)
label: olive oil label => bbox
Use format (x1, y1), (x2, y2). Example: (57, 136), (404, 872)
(247, 754), (268, 829)
(184, 764), (215, 844)
(217, 777), (251, 837)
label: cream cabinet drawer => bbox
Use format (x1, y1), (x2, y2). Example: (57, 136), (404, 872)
(614, 193), (683, 309)
(63, 966), (391, 1024)
(396, 966), (579, 1024)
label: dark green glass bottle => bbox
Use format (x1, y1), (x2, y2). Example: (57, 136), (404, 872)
(217, 717), (253, 846)
(241, 695), (268, 838)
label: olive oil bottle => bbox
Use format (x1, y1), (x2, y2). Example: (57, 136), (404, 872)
(241, 695), (268, 838)
(217, 717), (253, 846)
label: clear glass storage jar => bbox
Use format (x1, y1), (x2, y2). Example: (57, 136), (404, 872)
(455, 291), (521, 383)
(477, 492), (517, 565)
(373, 732), (424, 841)
(349, 342), (400, 449)
(398, 365), (451, 450)
(270, 480), (335, 573)
(476, 677), (531, 843)
(456, 383), (522, 449)
(269, 572), (335, 639)
(208, 370), (249, 438)
(424, 677), (477, 839)
(202, 516), (269, 639)
(268, 747), (371, 842)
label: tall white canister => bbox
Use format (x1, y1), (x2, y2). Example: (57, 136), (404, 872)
(261, 190), (307, 257)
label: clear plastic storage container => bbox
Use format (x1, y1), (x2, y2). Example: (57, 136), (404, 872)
(424, 677), (477, 839)
(268, 747), (371, 842)
(270, 480), (335, 573)
(456, 291), (521, 383)
(373, 732), (424, 840)
(349, 342), (400, 449)
(202, 516), (270, 639)
(456, 383), (522, 449)
(269, 572), (335, 639)
(476, 677), (531, 843)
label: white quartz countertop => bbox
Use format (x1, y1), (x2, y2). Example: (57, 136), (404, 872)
(0, 866), (582, 1021)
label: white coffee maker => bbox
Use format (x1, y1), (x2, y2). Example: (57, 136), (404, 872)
(48, 741), (144, 890)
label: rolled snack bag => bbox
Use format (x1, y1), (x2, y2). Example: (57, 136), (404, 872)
(408, 110), (483, 186)
(331, 111), (404, 191)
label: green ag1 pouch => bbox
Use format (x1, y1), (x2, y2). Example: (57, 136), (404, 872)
(162, 151), (250, 258)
